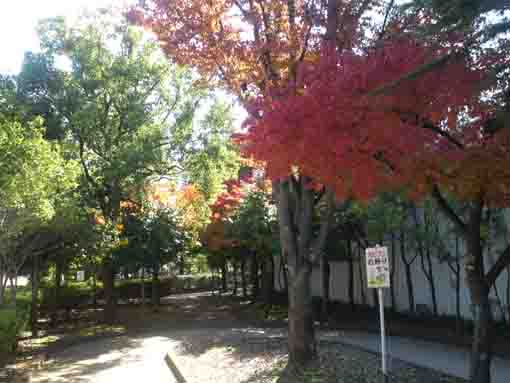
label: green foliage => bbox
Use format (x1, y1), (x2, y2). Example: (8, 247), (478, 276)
(34, 13), (206, 224)
(0, 291), (30, 355)
(0, 115), (80, 304)
(40, 282), (92, 309)
(184, 100), (241, 202)
(115, 206), (190, 274)
(229, 189), (276, 254)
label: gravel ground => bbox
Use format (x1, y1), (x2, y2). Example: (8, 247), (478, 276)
(167, 331), (466, 383)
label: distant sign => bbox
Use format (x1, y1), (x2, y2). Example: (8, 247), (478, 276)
(77, 270), (85, 282)
(365, 246), (390, 288)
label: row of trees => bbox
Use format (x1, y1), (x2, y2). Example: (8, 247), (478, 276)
(202, 171), (277, 301)
(0, 9), (244, 339)
(131, 0), (510, 382)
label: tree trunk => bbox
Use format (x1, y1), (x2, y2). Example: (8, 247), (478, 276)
(358, 245), (366, 305)
(320, 253), (330, 323)
(507, 267), (510, 323)
(241, 258), (247, 298)
(390, 233), (397, 311)
(454, 235), (462, 335)
(51, 260), (63, 326)
(468, 280), (493, 383)
(221, 260), (228, 292)
(273, 175), (335, 370)
(277, 180), (316, 368)
(9, 276), (17, 306)
(280, 253), (289, 293)
(287, 264), (315, 367)
(348, 240), (355, 309)
(261, 255), (273, 305)
(422, 246), (438, 316)
(141, 268), (146, 307)
(251, 253), (259, 298)
(92, 268), (98, 309)
(400, 231), (415, 313)
(0, 272), (6, 305)
(31, 255), (40, 337)
(415, 206), (439, 316)
(403, 262), (415, 313)
(151, 271), (160, 308)
(270, 255), (275, 295)
(102, 259), (116, 324)
(466, 204), (493, 383)
(179, 255), (186, 275)
(232, 261), (238, 296)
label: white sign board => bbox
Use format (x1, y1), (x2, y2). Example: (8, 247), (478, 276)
(365, 246), (390, 288)
(77, 270), (85, 282)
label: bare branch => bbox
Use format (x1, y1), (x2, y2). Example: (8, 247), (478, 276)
(431, 185), (467, 234)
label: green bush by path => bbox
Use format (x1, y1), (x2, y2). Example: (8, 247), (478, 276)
(0, 290), (31, 358)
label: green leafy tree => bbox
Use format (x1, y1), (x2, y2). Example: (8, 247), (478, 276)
(33, 12), (205, 322)
(116, 206), (188, 307)
(0, 118), (79, 307)
(184, 100), (241, 202)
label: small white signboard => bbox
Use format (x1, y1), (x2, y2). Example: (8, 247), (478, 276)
(365, 245), (391, 379)
(77, 270), (85, 282)
(365, 245), (390, 289)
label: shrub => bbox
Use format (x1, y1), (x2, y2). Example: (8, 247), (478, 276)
(40, 282), (93, 311)
(0, 304), (29, 356)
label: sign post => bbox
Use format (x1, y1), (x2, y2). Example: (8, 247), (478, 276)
(366, 245), (390, 383)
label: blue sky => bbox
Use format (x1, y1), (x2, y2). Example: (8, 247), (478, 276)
(0, 0), (134, 74)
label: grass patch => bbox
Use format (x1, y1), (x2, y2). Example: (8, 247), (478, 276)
(77, 324), (126, 337)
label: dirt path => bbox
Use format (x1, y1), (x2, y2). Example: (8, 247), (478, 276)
(8, 292), (473, 383)
(21, 292), (286, 383)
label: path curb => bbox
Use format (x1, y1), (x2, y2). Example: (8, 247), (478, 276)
(164, 353), (187, 383)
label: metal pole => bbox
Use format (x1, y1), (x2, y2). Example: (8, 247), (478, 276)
(378, 288), (389, 383)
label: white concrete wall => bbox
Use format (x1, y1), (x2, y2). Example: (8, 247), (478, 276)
(274, 212), (510, 322)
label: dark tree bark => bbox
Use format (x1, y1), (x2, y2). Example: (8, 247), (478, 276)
(275, 178), (335, 368)
(347, 240), (355, 309)
(51, 259), (63, 326)
(421, 245), (438, 316)
(232, 261), (238, 296)
(466, 204), (493, 383)
(102, 258), (116, 324)
(151, 270), (160, 308)
(271, 0), (339, 368)
(141, 268), (146, 307)
(31, 255), (40, 337)
(261, 255), (274, 305)
(399, 230), (416, 313)
(9, 277), (17, 307)
(413, 206), (438, 316)
(92, 267), (98, 309)
(447, 235), (462, 335)
(320, 253), (330, 323)
(179, 254), (186, 275)
(389, 233), (397, 311)
(270, 255), (275, 294)
(358, 244), (367, 305)
(251, 253), (259, 298)
(507, 267), (510, 322)
(221, 259), (228, 292)
(240, 258), (247, 298)
(279, 252), (289, 293)
(432, 191), (499, 383)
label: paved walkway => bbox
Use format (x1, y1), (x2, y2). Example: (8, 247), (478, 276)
(323, 330), (510, 383)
